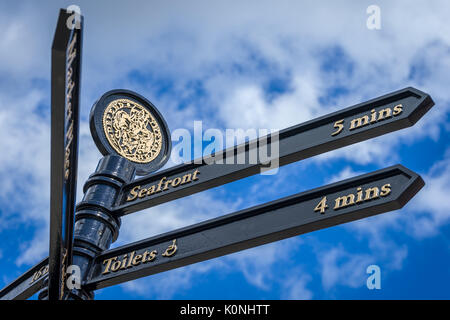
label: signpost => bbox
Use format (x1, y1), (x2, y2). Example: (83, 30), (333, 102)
(85, 165), (424, 290)
(0, 258), (48, 300)
(106, 87), (433, 216)
(48, 9), (83, 300)
(0, 9), (436, 300)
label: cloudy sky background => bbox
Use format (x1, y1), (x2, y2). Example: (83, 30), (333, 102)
(0, 0), (449, 299)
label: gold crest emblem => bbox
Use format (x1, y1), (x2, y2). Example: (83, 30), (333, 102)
(102, 99), (163, 163)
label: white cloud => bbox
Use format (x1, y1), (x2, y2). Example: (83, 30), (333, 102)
(313, 149), (450, 290)
(219, 75), (323, 130)
(346, 149), (450, 241)
(224, 239), (300, 290)
(327, 166), (365, 184)
(318, 245), (373, 290)
(280, 269), (313, 300)
(120, 259), (220, 299)
(16, 227), (49, 266)
(405, 152), (450, 238)
(117, 189), (243, 246)
(0, 90), (50, 221)
(315, 238), (409, 292)
(0, 0), (450, 298)
(117, 237), (304, 299)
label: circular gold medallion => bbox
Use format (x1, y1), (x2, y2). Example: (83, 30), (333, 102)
(102, 99), (163, 164)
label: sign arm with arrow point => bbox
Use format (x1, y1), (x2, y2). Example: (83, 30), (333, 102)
(107, 87), (433, 217)
(0, 258), (49, 300)
(84, 164), (424, 291)
(1, 163), (424, 299)
(0, 86), (433, 300)
(0, 8), (436, 301)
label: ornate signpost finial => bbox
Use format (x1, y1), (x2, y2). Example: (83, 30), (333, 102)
(89, 90), (172, 175)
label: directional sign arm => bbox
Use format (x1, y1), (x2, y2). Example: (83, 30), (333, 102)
(107, 87), (433, 216)
(0, 258), (49, 300)
(85, 164), (424, 290)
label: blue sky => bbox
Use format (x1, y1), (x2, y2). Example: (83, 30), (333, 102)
(0, 0), (449, 300)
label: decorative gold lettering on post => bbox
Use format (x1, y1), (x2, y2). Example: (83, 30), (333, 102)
(314, 183), (392, 214)
(126, 169), (201, 202)
(330, 104), (404, 137)
(30, 264), (49, 285)
(64, 33), (77, 180)
(101, 239), (178, 275)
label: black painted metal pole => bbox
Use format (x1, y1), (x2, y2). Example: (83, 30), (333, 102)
(48, 9), (83, 300)
(39, 156), (135, 300)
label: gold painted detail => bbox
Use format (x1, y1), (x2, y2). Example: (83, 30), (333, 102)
(314, 183), (392, 214)
(60, 249), (68, 299)
(30, 264), (49, 285)
(64, 33), (78, 180)
(331, 104), (403, 137)
(126, 169), (200, 202)
(103, 98), (163, 163)
(162, 239), (177, 257)
(101, 239), (178, 275)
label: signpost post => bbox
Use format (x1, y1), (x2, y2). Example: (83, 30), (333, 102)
(0, 9), (436, 300)
(47, 9), (83, 300)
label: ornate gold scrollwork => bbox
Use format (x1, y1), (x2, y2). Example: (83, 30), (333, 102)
(103, 99), (163, 163)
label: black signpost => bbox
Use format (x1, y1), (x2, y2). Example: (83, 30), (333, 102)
(48, 9), (83, 300)
(85, 165), (424, 290)
(0, 9), (436, 301)
(0, 258), (48, 300)
(108, 87), (433, 216)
